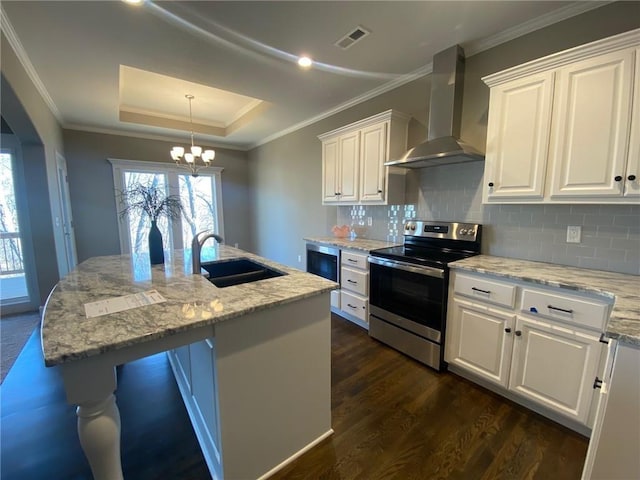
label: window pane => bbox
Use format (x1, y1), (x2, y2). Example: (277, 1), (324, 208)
(0, 152), (28, 301)
(179, 175), (217, 252)
(123, 172), (172, 256)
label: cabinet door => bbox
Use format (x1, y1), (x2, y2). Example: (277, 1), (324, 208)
(548, 49), (634, 198)
(509, 316), (601, 424)
(338, 131), (360, 202)
(445, 298), (515, 388)
(359, 122), (387, 202)
(624, 47), (640, 198)
(322, 139), (339, 203)
(484, 71), (554, 201)
(189, 338), (221, 451)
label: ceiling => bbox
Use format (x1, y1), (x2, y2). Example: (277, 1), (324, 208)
(1, 1), (606, 151)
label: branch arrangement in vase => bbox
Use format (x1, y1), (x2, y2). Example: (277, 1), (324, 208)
(117, 184), (183, 264)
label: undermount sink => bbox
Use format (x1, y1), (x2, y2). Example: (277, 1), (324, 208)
(201, 258), (286, 288)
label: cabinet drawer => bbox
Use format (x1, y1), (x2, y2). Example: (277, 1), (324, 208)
(520, 288), (610, 330)
(341, 291), (368, 323)
(454, 273), (517, 308)
(341, 250), (368, 270)
(341, 267), (368, 296)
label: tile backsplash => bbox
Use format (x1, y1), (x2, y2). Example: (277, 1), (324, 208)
(337, 162), (640, 275)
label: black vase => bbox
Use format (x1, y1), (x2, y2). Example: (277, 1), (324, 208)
(149, 220), (164, 265)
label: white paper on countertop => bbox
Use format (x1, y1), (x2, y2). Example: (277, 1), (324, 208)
(84, 289), (167, 318)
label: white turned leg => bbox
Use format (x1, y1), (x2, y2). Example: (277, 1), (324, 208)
(77, 393), (123, 480)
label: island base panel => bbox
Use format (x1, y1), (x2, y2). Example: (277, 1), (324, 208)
(170, 292), (332, 479)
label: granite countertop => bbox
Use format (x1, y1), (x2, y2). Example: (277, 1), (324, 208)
(304, 236), (401, 252)
(450, 255), (640, 346)
(41, 246), (337, 366)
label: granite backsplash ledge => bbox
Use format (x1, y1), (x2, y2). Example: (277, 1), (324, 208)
(337, 163), (640, 276)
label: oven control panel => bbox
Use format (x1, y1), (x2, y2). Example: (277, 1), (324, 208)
(404, 221), (480, 242)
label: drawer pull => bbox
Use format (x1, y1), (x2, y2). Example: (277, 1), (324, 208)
(599, 333), (610, 345)
(347, 303), (357, 309)
(347, 279), (358, 284)
(515, 330), (522, 337)
(504, 328), (512, 333)
(471, 287), (491, 294)
(347, 258), (358, 263)
(547, 304), (573, 314)
(593, 377), (603, 389)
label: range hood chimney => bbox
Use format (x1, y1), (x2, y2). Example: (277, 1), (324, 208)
(385, 45), (483, 168)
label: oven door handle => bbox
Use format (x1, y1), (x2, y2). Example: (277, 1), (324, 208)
(368, 256), (444, 279)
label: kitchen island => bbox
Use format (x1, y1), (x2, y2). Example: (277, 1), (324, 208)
(41, 246), (337, 480)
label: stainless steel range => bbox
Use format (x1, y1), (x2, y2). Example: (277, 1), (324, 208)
(368, 220), (482, 371)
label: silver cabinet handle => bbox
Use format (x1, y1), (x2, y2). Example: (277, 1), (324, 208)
(205, 338), (215, 350)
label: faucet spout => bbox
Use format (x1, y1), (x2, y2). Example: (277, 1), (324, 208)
(192, 230), (224, 274)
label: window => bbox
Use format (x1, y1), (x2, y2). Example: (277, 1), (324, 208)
(110, 159), (224, 259)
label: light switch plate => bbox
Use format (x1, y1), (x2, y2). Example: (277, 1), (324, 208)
(567, 225), (582, 243)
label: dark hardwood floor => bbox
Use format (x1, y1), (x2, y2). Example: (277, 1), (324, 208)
(1, 315), (588, 479)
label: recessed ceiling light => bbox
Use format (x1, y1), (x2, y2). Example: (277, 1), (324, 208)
(298, 56), (313, 69)
(122, 0), (143, 4)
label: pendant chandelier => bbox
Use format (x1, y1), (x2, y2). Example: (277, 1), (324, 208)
(170, 94), (215, 177)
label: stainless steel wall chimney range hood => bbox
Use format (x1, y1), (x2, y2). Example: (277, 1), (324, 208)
(385, 45), (484, 168)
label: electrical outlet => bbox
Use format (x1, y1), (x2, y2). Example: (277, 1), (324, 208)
(566, 226), (582, 243)
(234, 242), (239, 248)
(367, 216), (373, 227)
(297, 254), (302, 263)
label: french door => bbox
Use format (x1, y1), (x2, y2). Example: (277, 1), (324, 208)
(111, 159), (224, 262)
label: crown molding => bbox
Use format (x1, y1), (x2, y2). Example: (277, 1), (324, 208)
(0, 7), (63, 122)
(63, 124), (249, 152)
(251, 64), (431, 149)
(465, 1), (612, 57)
(483, 28), (640, 87)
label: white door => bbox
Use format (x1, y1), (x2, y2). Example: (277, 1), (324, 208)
(338, 131), (360, 202)
(446, 298), (515, 387)
(548, 48), (634, 198)
(484, 71), (554, 201)
(321, 139), (339, 203)
(55, 152), (77, 274)
(359, 122), (387, 202)
(509, 315), (601, 425)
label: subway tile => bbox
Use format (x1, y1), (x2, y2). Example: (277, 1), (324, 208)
(556, 213), (586, 225)
(570, 205), (602, 215)
(594, 248), (627, 262)
(607, 260), (640, 276)
(566, 244), (596, 258)
(613, 215), (640, 227)
(577, 257), (610, 271)
(581, 235), (612, 248)
(611, 237), (640, 250)
(583, 214), (614, 226)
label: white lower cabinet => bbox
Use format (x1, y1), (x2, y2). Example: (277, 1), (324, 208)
(447, 299), (514, 387)
(446, 270), (612, 430)
(337, 249), (370, 328)
(509, 315), (602, 424)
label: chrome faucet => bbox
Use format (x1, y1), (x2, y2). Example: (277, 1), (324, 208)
(192, 230), (224, 274)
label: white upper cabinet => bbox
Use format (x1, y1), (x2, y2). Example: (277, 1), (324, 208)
(321, 131), (359, 203)
(483, 29), (640, 204)
(549, 49), (634, 198)
(625, 46), (640, 198)
(484, 71), (554, 200)
(359, 122), (388, 203)
(319, 110), (409, 205)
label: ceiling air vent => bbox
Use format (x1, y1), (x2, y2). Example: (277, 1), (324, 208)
(335, 26), (370, 50)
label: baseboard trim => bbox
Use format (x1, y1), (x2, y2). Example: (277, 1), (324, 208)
(257, 429), (334, 480)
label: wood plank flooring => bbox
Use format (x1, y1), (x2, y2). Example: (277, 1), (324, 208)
(0, 314), (588, 479)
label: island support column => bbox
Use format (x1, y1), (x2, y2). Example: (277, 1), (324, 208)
(61, 358), (122, 480)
